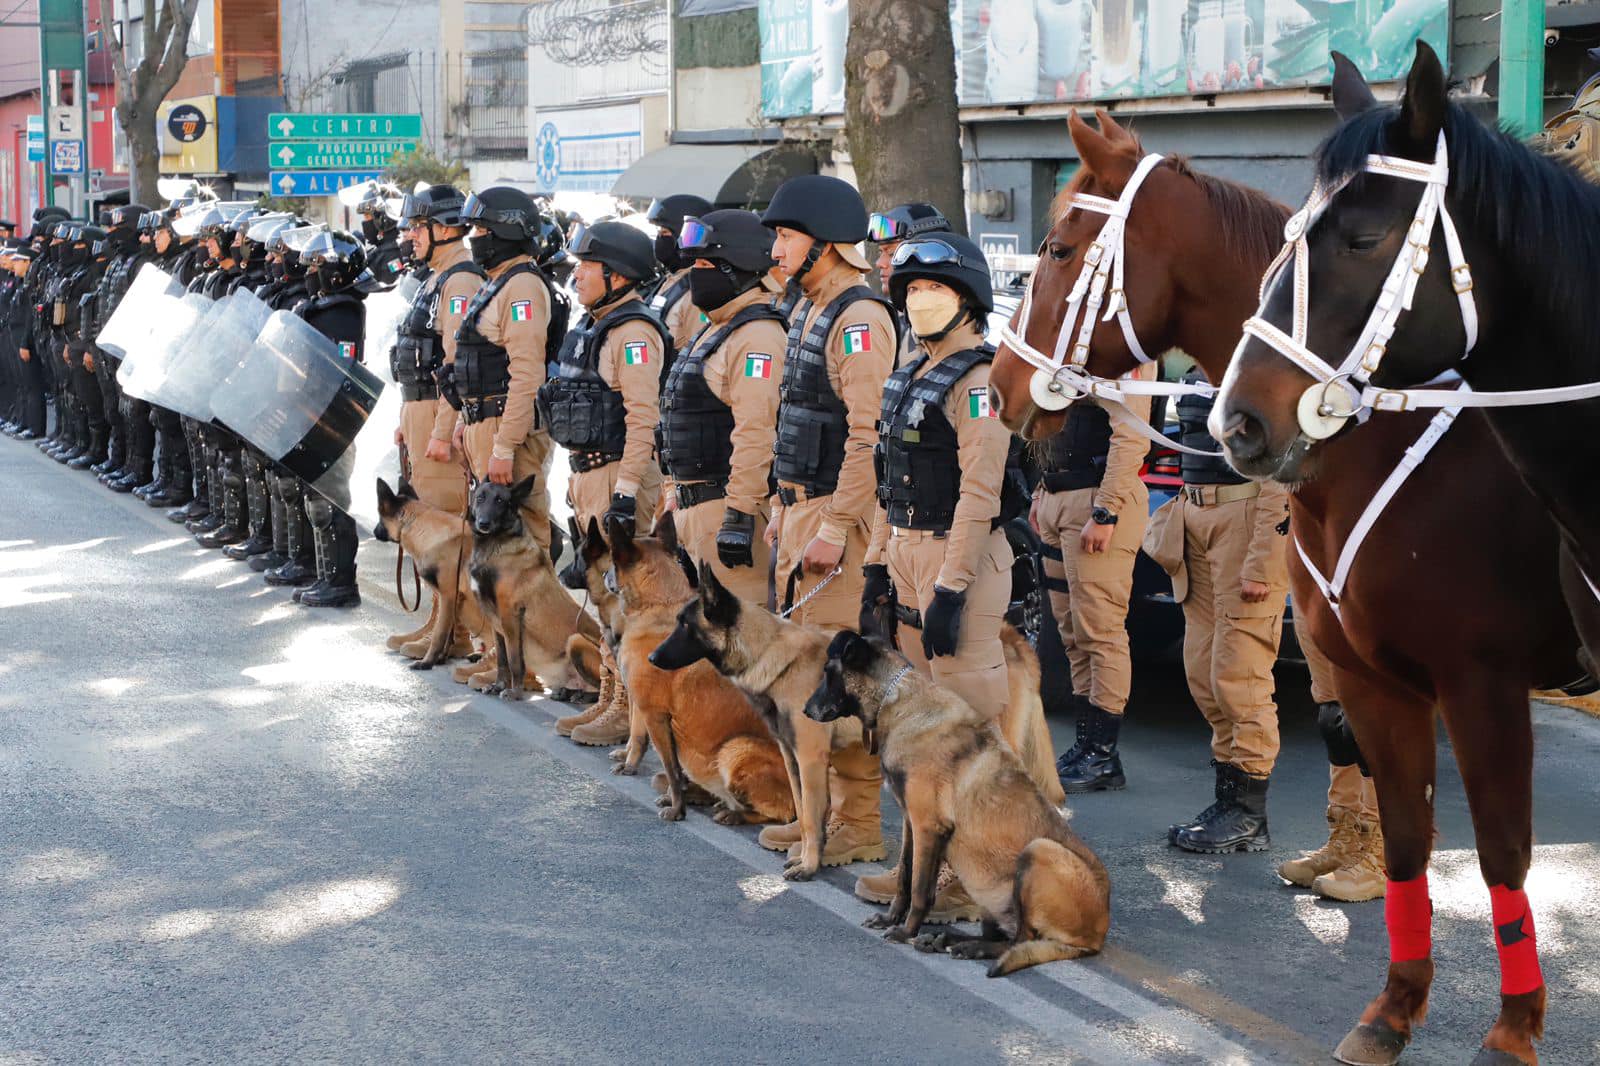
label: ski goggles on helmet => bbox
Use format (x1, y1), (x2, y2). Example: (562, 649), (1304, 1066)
(676, 216), (713, 251)
(890, 237), (988, 272)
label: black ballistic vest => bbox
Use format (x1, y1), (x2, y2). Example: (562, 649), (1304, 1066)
(1038, 401), (1114, 489)
(660, 301), (787, 484)
(774, 285), (893, 495)
(392, 260), (485, 400)
(875, 344), (1017, 532)
(454, 263), (543, 414)
(1176, 375), (1245, 486)
(536, 299), (671, 466)
(648, 270), (692, 323)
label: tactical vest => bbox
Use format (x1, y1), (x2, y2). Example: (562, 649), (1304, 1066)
(1176, 377), (1244, 486)
(536, 300), (672, 470)
(648, 270), (692, 321)
(301, 291), (365, 362)
(659, 301), (787, 484)
(391, 260), (485, 401)
(875, 344), (1008, 532)
(773, 285), (893, 495)
(453, 263), (538, 423)
(1037, 401), (1114, 490)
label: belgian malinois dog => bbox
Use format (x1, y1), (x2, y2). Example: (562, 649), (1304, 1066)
(806, 630), (1110, 977)
(466, 474), (603, 701)
(373, 478), (492, 670)
(651, 565), (1066, 881)
(604, 514), (794, 825)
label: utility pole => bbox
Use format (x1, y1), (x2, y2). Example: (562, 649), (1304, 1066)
(1498, 0), (1546, 137)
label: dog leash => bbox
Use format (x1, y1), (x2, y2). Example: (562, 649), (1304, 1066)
(780, 564), (844, 619)
(395, 543), (422, 612)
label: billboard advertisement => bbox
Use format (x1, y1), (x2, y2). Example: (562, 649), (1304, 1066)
(759, 0), (1450, 117)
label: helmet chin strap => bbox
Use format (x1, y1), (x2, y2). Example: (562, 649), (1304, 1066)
(791, 238), (825, 284)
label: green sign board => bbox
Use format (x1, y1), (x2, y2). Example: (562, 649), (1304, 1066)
(270, 139), (417, 170)
(268, 113), (423, 141)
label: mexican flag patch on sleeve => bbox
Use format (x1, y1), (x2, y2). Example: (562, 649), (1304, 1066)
(967, 386), (995, 419)
(339, 341), (357, 360)
(842, 323), (872, 355)
(624, 341), (650, 366)
(509, 300), (533, 322)
(744, 353), (773, 379)
(448, 295), (466, 315)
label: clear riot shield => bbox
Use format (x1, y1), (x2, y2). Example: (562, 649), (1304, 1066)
(117, 290), (213, 404)
(157, 289), (275, 422)
(210, 310), (386, 516)
(96, 263), (184, 360)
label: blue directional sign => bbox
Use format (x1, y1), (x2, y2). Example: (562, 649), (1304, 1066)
(269, 170), (383, 197)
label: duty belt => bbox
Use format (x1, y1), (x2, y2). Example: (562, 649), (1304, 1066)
(460, 394), (508, 424)
(776, 485), (820, 507)
(1181, 482), (1261, 507)
(569, 449), (623, 474)
(400, 381), (440, 403)
(676, 481), (726, 510)
(1042, 464), (1106, 493)
(895, 603), (923, 629)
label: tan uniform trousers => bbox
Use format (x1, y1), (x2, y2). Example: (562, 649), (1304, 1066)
(399, 399), (465, 514)
(774, 493), (867, 630)
(462, 419), (554, 551)
(674, 494), (771, 607)
(1035, 486), (1145, 715)
(569, 461), (663, 534)
(1180, 494), (1285, 778)
(886, 526), (1013, 721)
(1300, 624), (1377, 818)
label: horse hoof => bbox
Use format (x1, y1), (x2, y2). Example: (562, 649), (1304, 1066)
(1334, 1022), (1411, 1066)
(1470, 1049), (1534, 1066)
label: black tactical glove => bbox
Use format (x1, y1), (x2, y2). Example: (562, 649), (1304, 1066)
(859, 563), (895, 639)
(715, 508), (756, 569)
(921, 584), (966, 659)
(604, 493), (637, 536)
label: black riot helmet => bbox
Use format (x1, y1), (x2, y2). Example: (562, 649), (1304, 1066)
(570, 220), (656, 283)
(761, 175), (868, 244)
(108, 203), (150, 231)
(301, 229), (367, 293)
(533, 200), (567, 265)
(401, 184), (468, 228)
(646, 194), (713, 270)
(33, 205), (70, 225)
(461, 187), (538, 241)
(887, 233), (994, 316)
(678, 210), (775, 273)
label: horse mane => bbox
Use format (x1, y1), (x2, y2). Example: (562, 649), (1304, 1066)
(1051, 139), (1289, 270)
(1316, 101), (1600, 348)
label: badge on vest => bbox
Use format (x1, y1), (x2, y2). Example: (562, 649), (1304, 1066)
(624, 341), (650, 366)
(968, 387), (996, 419)
(842, 323), (872, 355)
(339, 341), (357, 360)
(449, 295), (466, 315)
(510, 300), (533, 322)
(744, 353), (773, 379)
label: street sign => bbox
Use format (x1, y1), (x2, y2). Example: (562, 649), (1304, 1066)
(270, 170), (384, 197)
(270, 139), (417, 171)
(268, 113), (422, 140)
(51, 140), (83, 175)
(50, 104), (81, 140)
(26, 115), (44, 162)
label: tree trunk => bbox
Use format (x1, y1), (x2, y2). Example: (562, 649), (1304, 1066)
(843, 0), (966, 235)
(125, 105), (161, 207)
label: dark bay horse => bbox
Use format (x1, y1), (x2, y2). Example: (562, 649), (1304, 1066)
(988, 109), (1586, 1065)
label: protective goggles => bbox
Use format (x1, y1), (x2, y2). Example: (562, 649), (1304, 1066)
(890, 237), (987, 273)
(676, 216), (713, 251)
(867, 212), (908, 244)
(461, 193), (528, 231)
(568, 223), (594, 255)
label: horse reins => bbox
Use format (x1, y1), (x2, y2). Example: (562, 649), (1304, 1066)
(994, 152), (1224, 457)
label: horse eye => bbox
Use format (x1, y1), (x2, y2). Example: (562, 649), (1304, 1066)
(1346, 234), (1385, 253)
(1047, 242), (1073, 261)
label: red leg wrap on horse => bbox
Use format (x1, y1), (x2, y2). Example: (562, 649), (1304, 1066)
(1385, 874), (1432, 962)
(1489, 884), (1543, 996)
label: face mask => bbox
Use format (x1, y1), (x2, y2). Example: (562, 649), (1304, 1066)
(905, 289), (966, 340)
(398, 237), (416, 264)
(361, 218), (382, 243)
(655, 232), (683, 272)
(470, 232), (524, 270)
(305, 270), (323, 296)
(689, 265), (740, 313)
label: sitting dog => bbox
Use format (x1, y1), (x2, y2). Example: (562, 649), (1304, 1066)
(806, 630), (1111, 977)
(604, 514), (794, 825)
(373, 478), (491, 669)
(466, 474), (602, 701)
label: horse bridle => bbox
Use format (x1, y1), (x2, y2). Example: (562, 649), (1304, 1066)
(995, 152), (1222, 456)
(1237, 131), (1600, 440)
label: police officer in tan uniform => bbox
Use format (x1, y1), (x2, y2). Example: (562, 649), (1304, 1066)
(658, 210), (786, 604)
(1153, 375), (1290, 853)
(448, 187), (559, 550)
(1033, 365), (1154, 793)
(853, 234), (1022, 921)
(644, 195), (713, 351)
(537, 220), (667, 747)
(385, 184), (484, 657)
(761, 175), (896, 871)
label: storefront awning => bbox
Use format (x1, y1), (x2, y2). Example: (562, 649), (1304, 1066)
(610, 143), (816, 207)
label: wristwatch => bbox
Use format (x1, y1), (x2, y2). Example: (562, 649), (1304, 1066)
(1091, 507), (1118, 526)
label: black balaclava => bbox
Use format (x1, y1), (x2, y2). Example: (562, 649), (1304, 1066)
(361, 217), (383, 243)
(470, 231), (528, 271)
(689, 262), (760, 314)
(655, 231), (685, 273)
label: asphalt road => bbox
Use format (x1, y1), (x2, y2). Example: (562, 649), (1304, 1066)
(3, 437), (1599, 1065)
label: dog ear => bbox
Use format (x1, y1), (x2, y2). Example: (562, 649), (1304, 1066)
(700, 563), (739, 627)
(397, 478), (419, 501)
(656, 511), (679, 555)
(375, 477), (398, 514)
(831, 629), (876, 673)
(548, 519), (566, 563)
(677, 549), (699, 589)
(581, 516), (608, 564)
(509, 473), (538, 505)
(607, 513), (640, 566)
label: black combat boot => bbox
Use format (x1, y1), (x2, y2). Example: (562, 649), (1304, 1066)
(91, 423), (123, 476)
(1174, 768), (1270, 854)
(299, 516), (360, 608)
(292, 512), (332, 603)
(1054, 693), (1093, 780)
(68, 425), (107, 470)
(1167, 761), (1232, 845)
(1059, 704), (1127, 793)
(198, 457), (247, 548)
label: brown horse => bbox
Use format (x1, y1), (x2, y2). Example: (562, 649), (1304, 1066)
(988, 109), (1589, 1065)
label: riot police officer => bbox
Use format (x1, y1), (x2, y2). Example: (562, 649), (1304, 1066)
(644, 194), (713, 351)
(355, 182), (408, 285)
(188, 205), (255, 547)
(385, 184), (484, 655)
(260, 224), (321, 586)
(57, 224), (110, 470)
(292, 229), (368, 608)
(659, 209), (787, 604)
(90, 203), (151, 487)
(143, 205), (202, 512)
(0, 244), (38, 438)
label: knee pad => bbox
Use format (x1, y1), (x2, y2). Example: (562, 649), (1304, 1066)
(305, 495), (334, 530)
(1316, 701), (1369, 774)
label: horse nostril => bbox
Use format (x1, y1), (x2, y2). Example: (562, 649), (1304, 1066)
(1216, 409), (1266, 461)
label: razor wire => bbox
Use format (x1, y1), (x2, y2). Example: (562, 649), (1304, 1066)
(523, 0), (669, 72)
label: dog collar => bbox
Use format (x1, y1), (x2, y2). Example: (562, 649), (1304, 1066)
(882, 663), (915, 702)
